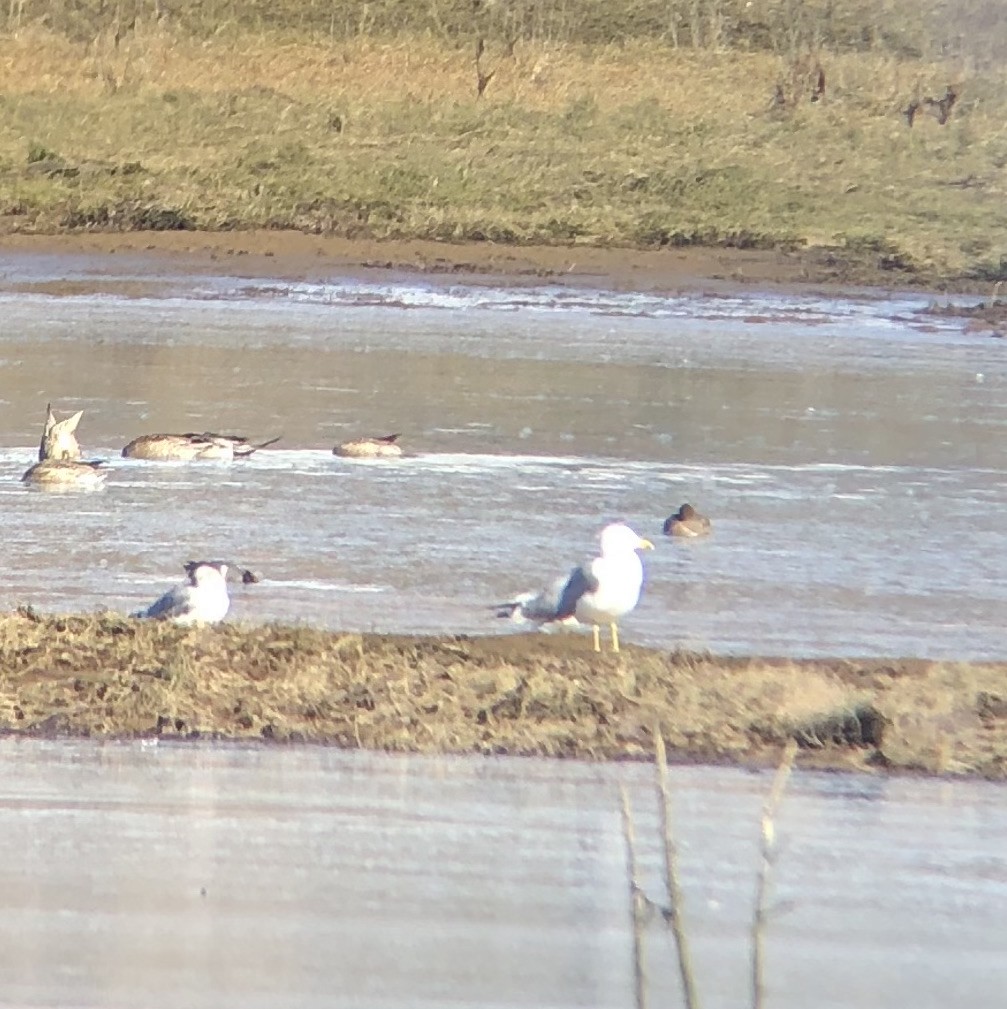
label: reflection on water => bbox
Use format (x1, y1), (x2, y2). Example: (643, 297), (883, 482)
(0, 739), (1005, 1009)
(0, 259), (1004, 657)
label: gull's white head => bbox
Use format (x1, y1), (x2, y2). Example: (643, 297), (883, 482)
(598, 522), (655, 556)
(185, 560), (229, 585)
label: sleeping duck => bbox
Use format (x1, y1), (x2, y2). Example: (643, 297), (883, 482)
(122, 432), (280, 462)
(333, 433), (403, 459)
(22, 458), (107, 489)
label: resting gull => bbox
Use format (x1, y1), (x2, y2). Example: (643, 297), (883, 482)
(495, 522), (654, 653)
(132, 560), (257, 625)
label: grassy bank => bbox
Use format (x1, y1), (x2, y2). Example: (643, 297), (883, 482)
(0, 17), (1006, 284)
(2, 612), (1006, 777)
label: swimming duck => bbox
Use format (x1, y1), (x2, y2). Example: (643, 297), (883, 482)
(122, 432), (280, 462)
(663, 503), (712, 538)
(495, 522), (655, 653)
(131, 560), (251, 625)
(22, 404), (107, 489)
(333, 433), (404, 459)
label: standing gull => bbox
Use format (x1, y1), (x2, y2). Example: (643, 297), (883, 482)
(132, 560), (234, 625)
(495, 522), (654, 653)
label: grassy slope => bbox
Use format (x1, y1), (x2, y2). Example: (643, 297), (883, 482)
(0, 25), (1005, 281)
(2, 613), (1006, 777)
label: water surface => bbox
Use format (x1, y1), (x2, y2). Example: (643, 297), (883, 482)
(1, 739), (1004, 1009)
(1, 254), (1004, 657)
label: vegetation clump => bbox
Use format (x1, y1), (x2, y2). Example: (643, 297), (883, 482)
(1, 612), (1005, 777)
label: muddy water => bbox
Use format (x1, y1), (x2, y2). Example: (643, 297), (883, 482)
(0, 254), (1005, 657)
(1, 738), (1005, 1009)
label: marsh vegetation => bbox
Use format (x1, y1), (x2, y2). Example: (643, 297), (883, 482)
(2, 612), (1005, 777)
(0, 0), (1005, 283)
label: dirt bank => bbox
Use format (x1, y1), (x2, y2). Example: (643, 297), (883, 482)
(0, 230), (994, 299)
(3, 612), (1005, 778)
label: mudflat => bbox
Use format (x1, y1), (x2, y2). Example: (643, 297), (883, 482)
(0, 229), (994, 299)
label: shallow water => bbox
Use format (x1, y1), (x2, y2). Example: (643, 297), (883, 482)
(0, 253), (1005, 657)
(0, 738), (1005, 1009)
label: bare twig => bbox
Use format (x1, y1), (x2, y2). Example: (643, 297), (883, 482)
(620, 786), (649, 1009)
(474, 36), (495, 98)
(655, 733), (701, 1009)
(476, 66), (495, 98)
(925, 85), (958, 125)
(907, 85), (959, 127)
(811, 66), (826, 102)
(751, 741), (797, 1009)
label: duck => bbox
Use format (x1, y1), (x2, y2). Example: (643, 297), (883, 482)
(663, 503), (712, 538)
(37, 402), (83, 461)
(495, 522), (655, 653)
(132, 560), (244, 625)
(333, 433), (403, 459)
(22, 458), (107, 489)
(22, 403), (108, 489)
(122, 432), (280, 462)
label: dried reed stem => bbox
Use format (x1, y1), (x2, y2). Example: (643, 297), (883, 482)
(751, 740), (798, 1009)
(619, 785), (649, 1009)
(655, 733), (701, 1009)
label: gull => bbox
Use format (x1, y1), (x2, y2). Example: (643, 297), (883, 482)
(495, 522), (654, 653)
(132, 560), (257, 625)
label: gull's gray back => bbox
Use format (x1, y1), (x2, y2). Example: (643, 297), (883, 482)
(517, 563), (598, 622)
(137, 584), (196, 620)
(553, 564), (599, 621)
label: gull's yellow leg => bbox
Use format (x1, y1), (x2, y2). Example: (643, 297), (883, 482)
(592, 624), (601, 652)
(610, 622), (620, 653)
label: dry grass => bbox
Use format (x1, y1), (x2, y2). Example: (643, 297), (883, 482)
(1, 612), (1006, 777)
(0, 25), (1005, 280)
(7, 0), (1005, 58)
